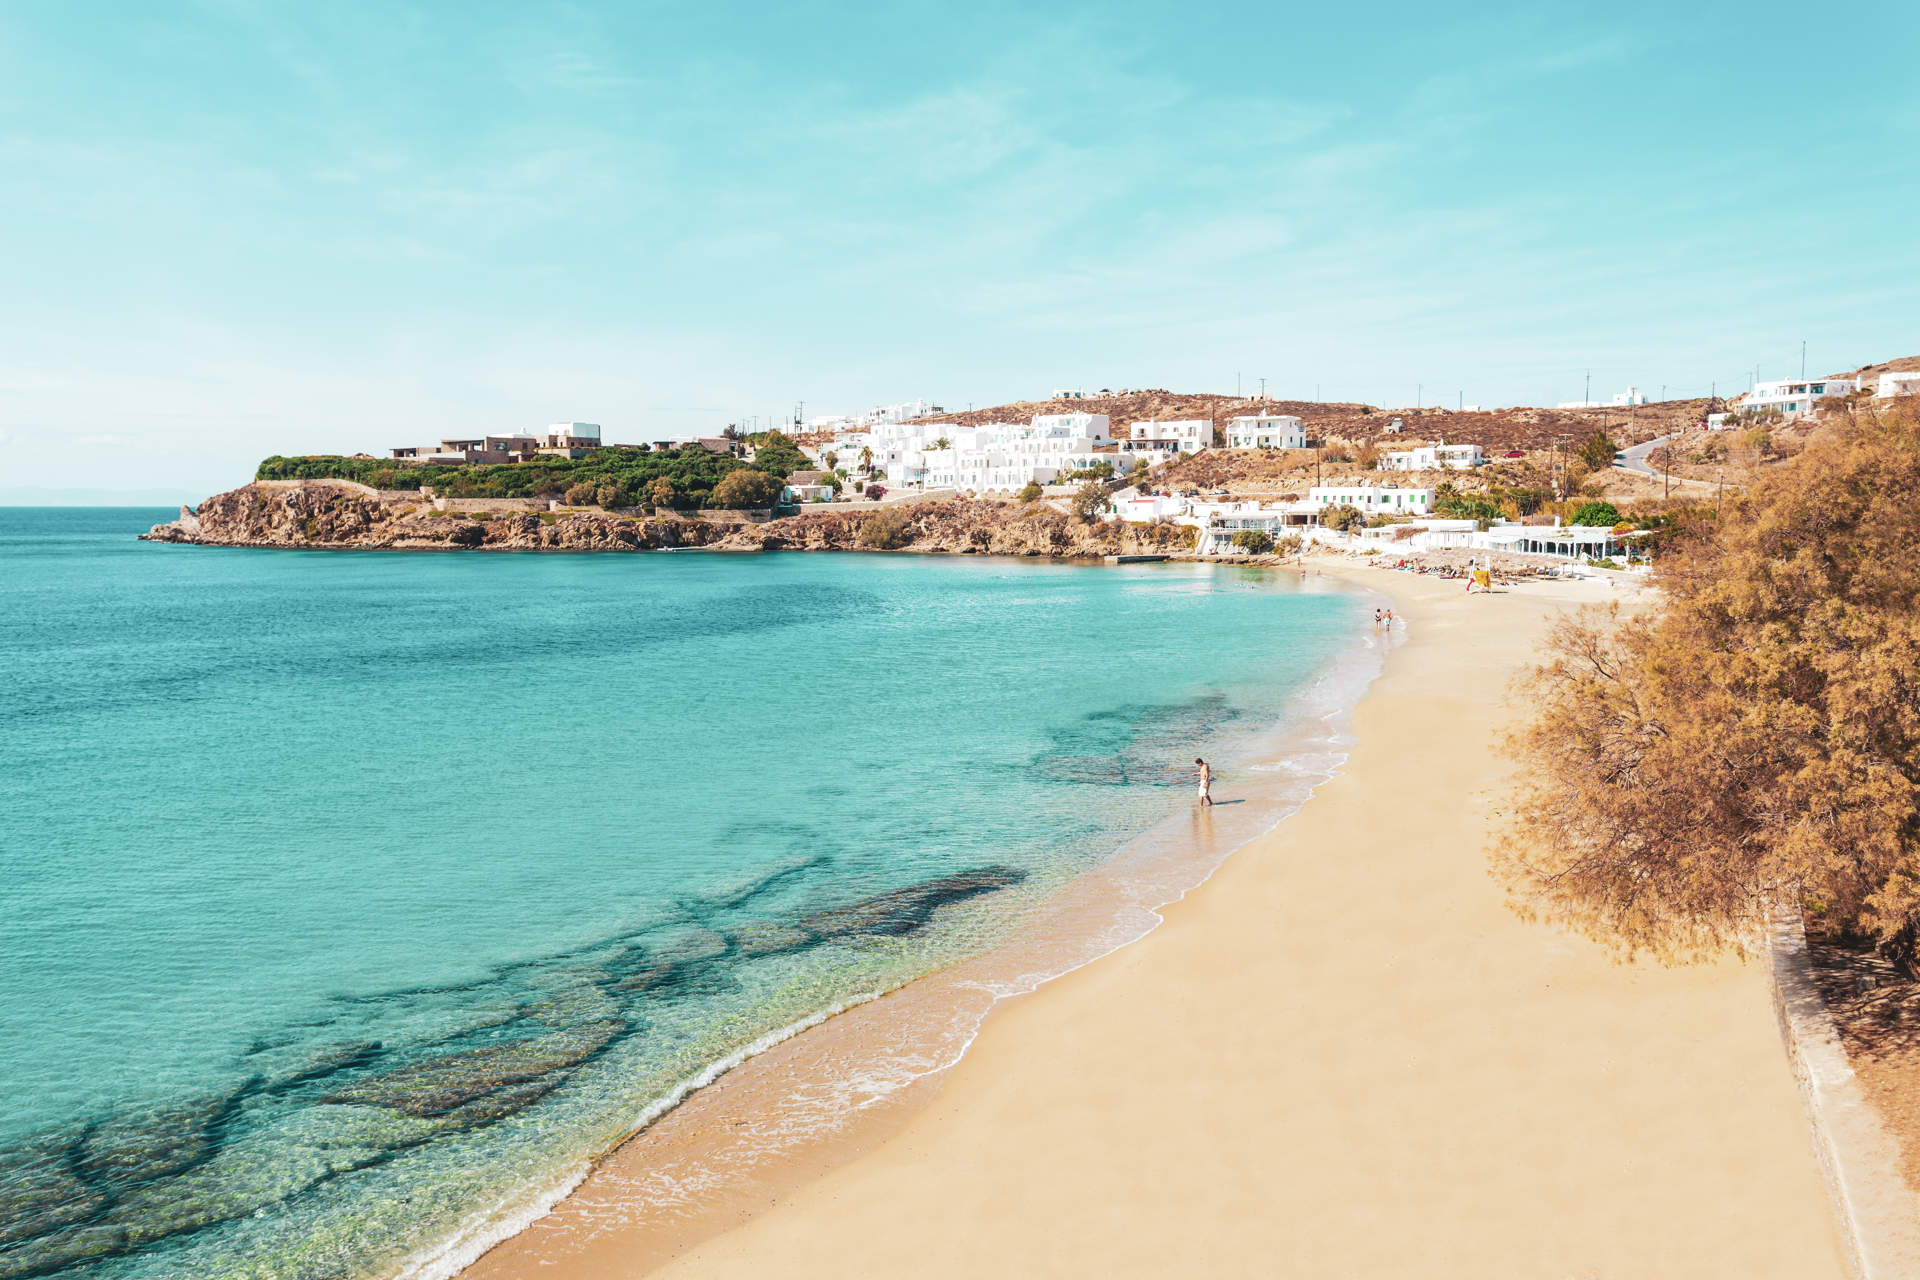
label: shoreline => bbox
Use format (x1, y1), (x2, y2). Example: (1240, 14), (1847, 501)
(446, 561), (1391, 1278)
(459, 558), (1849, 1278)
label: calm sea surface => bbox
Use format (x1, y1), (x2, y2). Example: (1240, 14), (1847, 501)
(0, 507), (1370, 1278)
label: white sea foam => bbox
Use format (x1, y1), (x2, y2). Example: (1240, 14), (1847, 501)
(395, 995), (880, 1280)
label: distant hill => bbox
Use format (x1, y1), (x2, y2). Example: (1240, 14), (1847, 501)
(901, 389), (1708, 451)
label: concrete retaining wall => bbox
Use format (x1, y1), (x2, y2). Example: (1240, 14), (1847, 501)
(1769, 914), (1920, 1279)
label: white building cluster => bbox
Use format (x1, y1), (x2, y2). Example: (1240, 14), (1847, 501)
(1738, 377), (1858, 419)
(1112, 485), (1635, 563)
(1731, 371), (1919, 419)
(806, 399), (943, 433)
(810, 414), (1226, 493)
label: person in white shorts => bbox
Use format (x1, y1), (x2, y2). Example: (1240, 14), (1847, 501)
(1195, 757), (1213, 806)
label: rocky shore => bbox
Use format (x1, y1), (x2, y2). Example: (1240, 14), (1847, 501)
(139, 482), (1199, 559)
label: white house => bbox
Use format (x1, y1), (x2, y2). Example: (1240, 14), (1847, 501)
(1739, 377), (1857, 418)
(1130, 419), (1213, 455)
(1877, 372), (1920, 399)
(1610, 387), (1649, 406)
(1225, 415), (1306, 449)
(1309, 483), (1433, 515)
(1185, 499), (1326, 554)
(1115, 493), (1190, 522)
(783, 471), (835, 503)
(1379, 442), (1486, 471)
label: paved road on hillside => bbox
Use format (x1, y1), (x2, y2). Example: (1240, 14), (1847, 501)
(1615, 434), (1677, 479)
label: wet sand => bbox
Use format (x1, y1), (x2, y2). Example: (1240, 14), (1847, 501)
(465, 564), (1846, 1278)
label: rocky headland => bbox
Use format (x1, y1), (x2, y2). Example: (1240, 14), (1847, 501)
(140, 482), (1199, 559)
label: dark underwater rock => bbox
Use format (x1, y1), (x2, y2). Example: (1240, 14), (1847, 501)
(105, 1130), (382, 1247)
(75, 1089), (241, 1190)
(0, 1222), (127, 1279)
(0, 1136), (100, 1248)
(437, 1077), (563, 1127)
(323, 1020), (622, 1117)
(731, 866), (1028, 959)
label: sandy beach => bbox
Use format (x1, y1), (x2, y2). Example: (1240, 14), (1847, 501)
(464, 562), (1847, 1278)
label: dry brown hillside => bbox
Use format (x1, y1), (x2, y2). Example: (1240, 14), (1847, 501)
(1840, 354), (1920, 382)
(906, 390), (1366, 437)
(902, 390), (1714, 452)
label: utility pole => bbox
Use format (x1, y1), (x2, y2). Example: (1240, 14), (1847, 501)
(1417, 382), (1422, 409)
(1237, 372), (1241, 398)
(1457, 390), (1463, 412)
(1801, 340), (1807, 380)
(1585, 370), (1591, 406)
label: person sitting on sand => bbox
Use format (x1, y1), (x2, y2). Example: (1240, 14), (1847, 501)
(1195, 757), (1213, 807)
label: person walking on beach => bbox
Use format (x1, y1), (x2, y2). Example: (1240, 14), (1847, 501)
(1195, 757), (1213, 807)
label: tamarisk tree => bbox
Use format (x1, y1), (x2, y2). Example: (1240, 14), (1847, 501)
(1498, 402), (1920, 967)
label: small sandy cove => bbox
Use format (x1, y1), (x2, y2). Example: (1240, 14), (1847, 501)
(467, 562), (1846, 1278)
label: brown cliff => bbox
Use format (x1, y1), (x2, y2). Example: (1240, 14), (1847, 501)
(141, 483), (1195, 559)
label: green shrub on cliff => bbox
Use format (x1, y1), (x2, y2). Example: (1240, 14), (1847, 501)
(255, 445), (748, 508)
(1230, 530), (1274, 554)
(858, 508), (913, 549)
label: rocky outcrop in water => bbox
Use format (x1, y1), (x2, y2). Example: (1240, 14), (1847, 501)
(140, 482), (1196, 559)
(140, 483), (726, 552)
(0, 864), (1028, 1277)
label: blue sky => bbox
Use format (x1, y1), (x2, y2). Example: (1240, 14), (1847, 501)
(1, 0), (1915, 499)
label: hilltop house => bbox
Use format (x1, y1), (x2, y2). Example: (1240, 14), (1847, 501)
(1737, 378), (1858, 419)
(1129, 419), (1213, 455)
(1877, 372), (1920, 398)
(391, 422), (606, 464)
(1225, 415), (1306, 449)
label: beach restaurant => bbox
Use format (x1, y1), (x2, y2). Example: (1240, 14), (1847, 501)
(1469, 523), (1641, 560)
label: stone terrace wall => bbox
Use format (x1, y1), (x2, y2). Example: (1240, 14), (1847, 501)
(430, 496), (554, 514)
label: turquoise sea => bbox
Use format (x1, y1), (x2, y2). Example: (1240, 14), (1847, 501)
(0, 507), (1375, 1279)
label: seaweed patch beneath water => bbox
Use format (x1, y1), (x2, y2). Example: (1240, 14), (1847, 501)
(0, 863), (1026, 1278)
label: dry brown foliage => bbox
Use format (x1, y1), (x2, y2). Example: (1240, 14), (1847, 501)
(1497, 401), (1920, 964)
